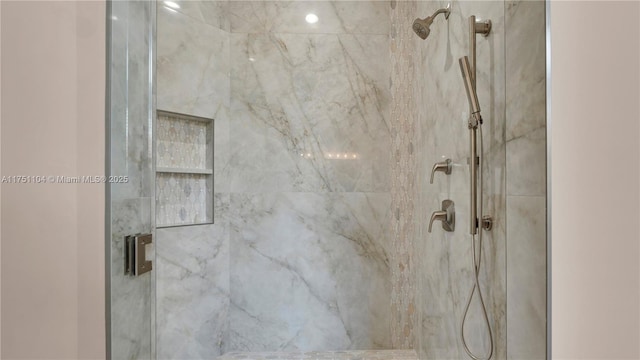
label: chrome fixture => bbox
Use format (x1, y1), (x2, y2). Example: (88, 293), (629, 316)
(460, 56), (482, 127)
(428, 200), (455, 233)
(460, 56), (483, 236)
(467, 15), (492, 90)
(429, 158), (452, 184)
(124, 233), (153, 276)
(458, 15), (494, 360)
(412, 3), (451, 40)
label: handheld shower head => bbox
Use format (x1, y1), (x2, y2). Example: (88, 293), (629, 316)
(459, 56), (482, 123)
(412, 3), (451, 40)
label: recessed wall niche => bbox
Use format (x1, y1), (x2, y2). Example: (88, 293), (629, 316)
(156, 110), (213, 227)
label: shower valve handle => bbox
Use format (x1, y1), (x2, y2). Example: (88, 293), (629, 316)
(429, 159), (452, 184)
(428, 200), (455, 233)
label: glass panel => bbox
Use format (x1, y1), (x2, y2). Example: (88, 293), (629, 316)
(106, 1), (156, 359)
(106, 1), (547, 359)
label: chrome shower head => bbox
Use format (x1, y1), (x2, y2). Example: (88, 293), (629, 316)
(412, 18), (433, 40)
(412, 3), (451, 40)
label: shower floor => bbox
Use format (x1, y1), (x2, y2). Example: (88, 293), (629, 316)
(217, 350), (418, 360)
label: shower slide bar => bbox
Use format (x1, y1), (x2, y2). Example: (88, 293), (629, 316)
(458, 14), (494, 360)
(465, 15), (491, 235)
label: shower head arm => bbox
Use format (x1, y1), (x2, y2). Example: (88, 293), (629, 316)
(428, 3), (451, 22)
(412, 3), (451, 40)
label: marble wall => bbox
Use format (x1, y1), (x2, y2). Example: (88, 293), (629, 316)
(389, 0), (417, 350)
(108, 2), (156, 359)
(413, 1), (507, 358)
(226, 1), (393, 351)
(505, 1), (547, 359)
(156, 3), (230, 358)
(155, 0), (393, 356)
(389, 1), (546, 359)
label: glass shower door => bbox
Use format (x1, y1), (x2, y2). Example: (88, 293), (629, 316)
(106, 1), (156, 359)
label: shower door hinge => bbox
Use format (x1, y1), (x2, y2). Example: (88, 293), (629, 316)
(124, 233), (153, 276)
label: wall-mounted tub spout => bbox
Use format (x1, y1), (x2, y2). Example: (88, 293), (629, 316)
(412, 3), (451, 40)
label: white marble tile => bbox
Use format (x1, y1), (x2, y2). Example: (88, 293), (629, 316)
(228, 1), (389, 35)
(506, 127), (546, 197)
(110, 0), (154, 201)
(228, 192), (392, 351)
(506, 195), (547, 360)
(217, 349), (418, 360)
(156, 194), (230, 359)
(157, 7), (230, 119)
(411, 1), (508, 359)
(110, 198), (154, 360)
(229, 33), (390, 192)
(414, 190), (506, 360)
(109, 2), (155, 359)
(167, 0), (230, 32)
(505, 0), (546, 141)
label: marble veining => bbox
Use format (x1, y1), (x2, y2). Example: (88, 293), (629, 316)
(156, 195), (230, 359)
(505, 1), (547, 359)
(388, 0), (547, 358)
(108, 1), (155, 359)
(228, 192), (392, 351)
(218, 350), (418, 360)
(229, 32), (390, 193)
(157, 7), (230, 120)
(407, 1), (508, 359)
(228, 1), (390, 35)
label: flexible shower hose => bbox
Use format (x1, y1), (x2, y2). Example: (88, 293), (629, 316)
(460, 124), (494, 360)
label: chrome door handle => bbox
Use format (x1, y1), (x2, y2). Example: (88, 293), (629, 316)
(430, 158), (452, 184)
(428, 200), (455, 232)
(124, 233), (153, 276)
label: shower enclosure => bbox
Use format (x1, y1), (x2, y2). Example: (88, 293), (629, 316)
(107, 1), (548, 359)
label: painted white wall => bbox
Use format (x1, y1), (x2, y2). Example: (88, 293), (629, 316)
(550, 1), (640, 359)
(0, 1), (105, 359)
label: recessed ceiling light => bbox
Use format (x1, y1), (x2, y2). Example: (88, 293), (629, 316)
(305, 13), (319, 24)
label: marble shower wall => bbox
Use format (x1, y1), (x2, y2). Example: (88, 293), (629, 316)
(156, 4), (230, 359)
(389, 0), (417, 349)
(389, 0), (546, 358)
(505, 1), (547, 359)
(156, 0), (393, 356)
(412, 1), (507, 359)
(227, 1), (393, 351)
(108, 2), (155, 359)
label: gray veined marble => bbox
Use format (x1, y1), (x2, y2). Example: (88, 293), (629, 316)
(228, 1), (390, 35)
(108, 1), (155, 359)
(110, 197), (154, 360)
(229, 32), (390, 193)
(156, 194), (230, 359)
(165, 0), (230, 32)
(157, 7), (230, 120)
(505, 0), (546, 141)
(506, 195), (546, 360)
(410, 1), (508, 359)
(228, 192), (392, 351)
(218, 350), (418, 360)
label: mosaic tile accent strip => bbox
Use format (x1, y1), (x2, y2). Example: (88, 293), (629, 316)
(156, 172), (212, 226)
(389, 0), (417, 349)
(217, 350), (418, 360)
(157, 111), (212, 170)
